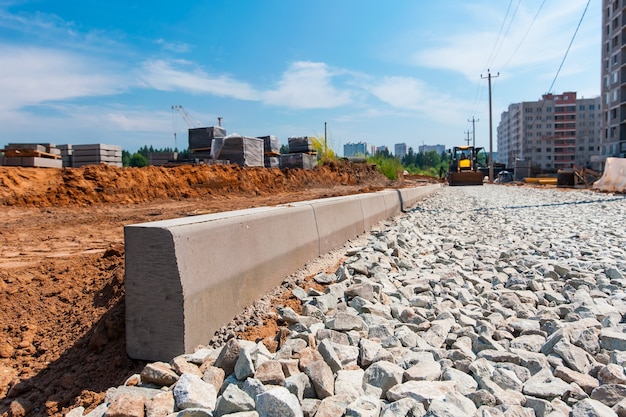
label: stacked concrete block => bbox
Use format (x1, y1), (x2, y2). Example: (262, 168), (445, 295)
(188, 127), (226, 151)
(57, 144), (73, 168)
(1, 143), (63, 168)
(280, 153), (317, 170)
(287, 136), (315, 153)
(148, 152), (178, 166)
(217, 135), (264, 167)
(72, 144), (122, 167)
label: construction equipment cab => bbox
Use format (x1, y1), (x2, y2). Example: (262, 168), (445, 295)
(447, 146), (485, 186)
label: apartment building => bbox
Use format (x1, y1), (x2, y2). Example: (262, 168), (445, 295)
(343, 141), (370, 157)
(394, 143), (408, 159)
(602, 0), (626, 160)
(497, 92), (601, 171)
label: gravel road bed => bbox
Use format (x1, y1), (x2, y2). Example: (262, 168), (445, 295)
(68, 185), (626, 417)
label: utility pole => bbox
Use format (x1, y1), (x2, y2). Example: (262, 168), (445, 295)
(468, 116), (479, 149)
(465, 130), (471, 146)
(324, 122), (327, 155)
(481, 70), (499, 182)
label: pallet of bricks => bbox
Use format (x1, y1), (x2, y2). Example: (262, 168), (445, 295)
(72, 144), (122, 167)
(258, 135), (280, 168)
(280, 136), (317, 170)
(217, 134), (264, 167)
(188, 126), (227, 163)
(1, 143), (63, 168)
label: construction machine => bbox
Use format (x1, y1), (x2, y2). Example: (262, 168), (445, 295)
(447, 145), (485, 186)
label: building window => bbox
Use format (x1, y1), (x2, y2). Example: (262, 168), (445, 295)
(613, 71), (619, 83)
(589, 104), (595, 110)
(589, 146), (595, 151)
(546, 107), (552, 112)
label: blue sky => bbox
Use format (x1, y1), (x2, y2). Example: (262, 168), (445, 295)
(0, 0), (600, 155)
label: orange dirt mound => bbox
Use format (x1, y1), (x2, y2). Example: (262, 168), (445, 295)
(0, 161), (436, 416)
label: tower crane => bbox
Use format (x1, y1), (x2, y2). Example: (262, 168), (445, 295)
(171, 105), (203, 151)
(171, 105), (203, 128)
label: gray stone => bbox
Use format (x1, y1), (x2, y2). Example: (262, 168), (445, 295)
(345, 395), (382, 417)
(303, 360), (334, 399)
(363, 360), (404, 398)
(380, 397), (426, 417)
(234, 345), (256, 380)
(442, 367), (478, 394)
(598, 364), (626, 385)
(254, 360), (285, 386)
(553, 365), (599, 395)
(146, 390), (175, 417)
(571, 398), (618, 417)
(601, 328), (626, 351)
(522, 376), (572, 399)
(334, 369), (365, 400)
(215, 338), (243, 376)
(301, 398), (321, 417)
(386, 380), (456, 402)
(314, 394), (352, 417)
(140, 361), (179, 386)
(256, 387), (303, 417)
(173, 373), (218, 410)
(403, 360), (441, 381)
(552, 340), (591, 374)
(214, 384), (255, 416)
(590, 384), (626, 407)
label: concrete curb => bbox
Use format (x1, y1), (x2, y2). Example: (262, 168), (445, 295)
(125, 184), (441, 361)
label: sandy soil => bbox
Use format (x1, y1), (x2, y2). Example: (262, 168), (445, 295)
(0, 161), (440, 416)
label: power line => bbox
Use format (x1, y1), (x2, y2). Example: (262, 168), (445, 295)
(545, 0), (591, 95)
(500, 0), (546, 72)
(484, 0), (514, 74)
(487, 0), (522, 71)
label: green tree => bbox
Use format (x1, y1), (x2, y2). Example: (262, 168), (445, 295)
(129, 152), (148, 167)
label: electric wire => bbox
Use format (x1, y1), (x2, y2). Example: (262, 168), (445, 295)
(545, 0), (591, 95)
(500, 0), (546, 72)
(488, 0), (522, 71)
(483, 0), (514, 74)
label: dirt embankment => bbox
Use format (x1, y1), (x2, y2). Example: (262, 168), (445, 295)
(0, 161), (437, 417)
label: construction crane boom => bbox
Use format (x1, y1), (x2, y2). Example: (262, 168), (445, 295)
(171, 105), (202, 128)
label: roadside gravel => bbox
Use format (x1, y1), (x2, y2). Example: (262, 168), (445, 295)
(67, 185), (626, 417)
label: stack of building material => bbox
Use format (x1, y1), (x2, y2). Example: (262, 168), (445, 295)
(1, 143), (63, 168)
(188, 126), (227, 162)
(189, 127), (226, 151)
(72, 144), (122, 167)
(57, 144), (73, 167)
(287, 136), (315, 153)
(217, 134), (263, 167)
(281, 136), (318, 170)
(280, 153), (318, 170)
(258, 135), (280, 168)
(148, 152), (178, 166)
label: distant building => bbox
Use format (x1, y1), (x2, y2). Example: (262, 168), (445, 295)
(601, 0), (626, 161)
(343, 141), (369, 157)
(418, 144), (445, 155)
(394, 143), (408, 159)
(376, 145), (389, 155)
(497, 92), (602, 171)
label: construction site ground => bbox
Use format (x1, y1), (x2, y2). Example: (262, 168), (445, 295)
(0, 161), (441, 417)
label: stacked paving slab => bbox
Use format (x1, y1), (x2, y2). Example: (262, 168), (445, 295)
(72, 144), (122, 167)
(258, 135), (281, 168)
(281, 137), (318, 170)
(188, 126), (227, 162)
(218, 134), (264, 167)
(148, 152), (178, 166)
(0, 143), (63, 168)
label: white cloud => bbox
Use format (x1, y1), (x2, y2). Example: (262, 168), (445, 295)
(262, 62), (353, 109)
(0, 44), (128, 112)
(155, 38), (191, 53)
(368, 76), (468, 122)
(411, 1), (597, 82)
(138, 59), (260, 100)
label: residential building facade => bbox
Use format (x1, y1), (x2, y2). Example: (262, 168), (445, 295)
(343, 141), (369, 157)
(418, 144), (445, 155)
(394, 143), (408, 159)
(602, 0), (626, 160)
(497, 92), (601, 171)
